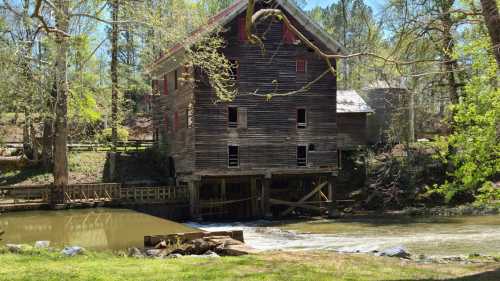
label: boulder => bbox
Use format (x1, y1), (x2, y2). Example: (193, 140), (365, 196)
(145, 249), (166, 258)
(34, 241), (50, 249)
(207, 236), (256, 256)
(6, 244), (23, 253)
(128, 247), (144, 258)
(61, 246), (85, 257)
(166, 253), (182, 259)
(377, 246), (411, 259)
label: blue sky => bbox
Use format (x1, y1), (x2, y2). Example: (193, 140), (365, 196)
(303, 0), (384, 14)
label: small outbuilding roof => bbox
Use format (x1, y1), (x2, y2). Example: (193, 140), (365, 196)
(337, 90), (374, 113)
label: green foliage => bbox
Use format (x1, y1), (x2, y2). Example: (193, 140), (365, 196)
(431, 28), (500, 204)
(96, 128), (129, 143)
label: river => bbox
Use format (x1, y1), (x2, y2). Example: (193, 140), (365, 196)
(2, 209), (500, 257)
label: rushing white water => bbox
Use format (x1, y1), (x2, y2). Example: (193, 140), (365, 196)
(186, 216), (500, 257)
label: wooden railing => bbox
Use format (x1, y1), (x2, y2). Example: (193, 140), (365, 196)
(3, 140), (155, 153)
(0, 183), (188, 209)
(0, 185), (51, 205)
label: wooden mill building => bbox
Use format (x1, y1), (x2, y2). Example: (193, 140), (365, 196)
(148, 0), (348, 219)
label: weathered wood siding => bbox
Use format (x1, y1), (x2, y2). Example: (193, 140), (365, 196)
(193, 5), (338, 175)
(337, 113), (368, 149)
(152, 67), (196, 175)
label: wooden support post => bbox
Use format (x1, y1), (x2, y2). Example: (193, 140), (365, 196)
(250, 177), (259, 217)
(327, 176), (339, 218)
(189, 180), (200, 220)
(261, 178), (271, 217)
(220, 178), (226, 201)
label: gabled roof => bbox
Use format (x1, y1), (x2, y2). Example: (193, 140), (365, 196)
(337, 90), (374, 113)
(146, 0), (346, 75)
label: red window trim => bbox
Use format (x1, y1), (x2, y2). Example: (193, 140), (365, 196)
(283, 23), (297, 44)
(163, 74), (169, 95)
(296, 58), (307, 73)
(238, 17), (247, 43)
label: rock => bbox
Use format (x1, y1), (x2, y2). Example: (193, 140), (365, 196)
(6, 244), (23, 253)
(61, 246), (85, 257)
(377, 246), (411, 259)
(207, 236), (256, 256)
(203, 250), (220, 258)
(128, 247), (144, 258)
(337, 245), (379, 254)
(145, 249), (166, 258)
(34, 241), (50, 249)
(166, 253), (182, 259)
(191, 239), (210, 255)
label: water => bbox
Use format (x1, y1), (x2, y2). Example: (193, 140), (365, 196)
(0, 208), (194, 251)
(187, 215), (500, 257)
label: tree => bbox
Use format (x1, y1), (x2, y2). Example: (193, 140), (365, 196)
(480, 0), (500, 67)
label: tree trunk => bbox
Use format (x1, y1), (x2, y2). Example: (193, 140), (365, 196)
(110, 0), (119, 150)
(42, 81), (56, 170)
(52, 0), (70, 188)
(441, 1), (460, 105)
(480, 0), (500, 67)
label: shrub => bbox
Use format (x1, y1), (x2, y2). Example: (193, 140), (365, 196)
(95, 127), (129, 143)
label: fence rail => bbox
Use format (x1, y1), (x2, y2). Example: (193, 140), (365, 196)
(3, 140), (155, 153)
(0, 183), (188, 210)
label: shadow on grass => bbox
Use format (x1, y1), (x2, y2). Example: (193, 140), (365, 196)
(392, 268), (500, 281)
(0, 166), (50, 186)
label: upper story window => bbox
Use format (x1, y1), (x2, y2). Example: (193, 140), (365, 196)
(228, 145), (239, 167)
(297, 108), (307, 128)
(163, 74), (169, 95)
(297, 145), (307, 167)
(174, 69), (179, 90)
(228, 106), (238, 128)
(296, 58), (307, 73)
(283, 23), (297, 44)
(238, 17), (247, 43)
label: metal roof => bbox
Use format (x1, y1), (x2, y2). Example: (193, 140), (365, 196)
(337, 90), (374, 113)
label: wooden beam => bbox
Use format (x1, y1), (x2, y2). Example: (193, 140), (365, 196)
(280, 181), (328, 217)
(261, 178), (270, 217)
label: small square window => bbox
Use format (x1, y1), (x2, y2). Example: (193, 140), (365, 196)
(228, 106), (238, 128)
(296, 59), (307, 73)
(297, 108), (306, 128)
(297, 145), (307, 167)
(228, 145), (239, 167)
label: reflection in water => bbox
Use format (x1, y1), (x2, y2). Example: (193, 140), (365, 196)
(0, 208), (194, 251)
(188, 215), (500, 257)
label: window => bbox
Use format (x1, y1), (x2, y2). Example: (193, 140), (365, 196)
(228, 145), (239, 167)
(308, 144), (316, 151)
(297, 108), (307, 128)
(163, 74), (169, 95)
(297, 145), (307, 167)
(238, 17), (247, 43)
(283, 23), (297, 44)
(229, 59), (240, 81)
(228, 106), (238, 128)
(174, 70), (179, 90)
(296, 59), (307, 73)
(186, 103), (193, 128)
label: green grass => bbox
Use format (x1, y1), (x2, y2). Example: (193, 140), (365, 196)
(0, 249), (499, 281)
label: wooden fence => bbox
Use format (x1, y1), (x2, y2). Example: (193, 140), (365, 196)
(0, 183), (189, 211)
(3, 140), (155, 153)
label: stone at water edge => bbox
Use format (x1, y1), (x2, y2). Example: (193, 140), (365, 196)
(6, 244), (23, 253)
(61, 246), (85, 257)
(34, 241), (50, 249)
(377, 246), (411, 259)
(128, 247), (144, 258)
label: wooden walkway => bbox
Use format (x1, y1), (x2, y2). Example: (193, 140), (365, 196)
(0, 183), (189, 212)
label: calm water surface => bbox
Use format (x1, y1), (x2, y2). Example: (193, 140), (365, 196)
(0, 208), (194, 250)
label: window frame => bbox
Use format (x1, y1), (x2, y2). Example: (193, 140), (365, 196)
(228, 145), (240, 168)
(296, 58), (307, 73)
(297, 145), (308, 167)
(228, 106), (238, 128)
(297, 107), (307, 129)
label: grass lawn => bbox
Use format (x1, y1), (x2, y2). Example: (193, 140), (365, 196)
(0, 250), (499, 281)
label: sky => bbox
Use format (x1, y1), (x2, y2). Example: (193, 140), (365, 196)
(303, 0), (385, 15)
